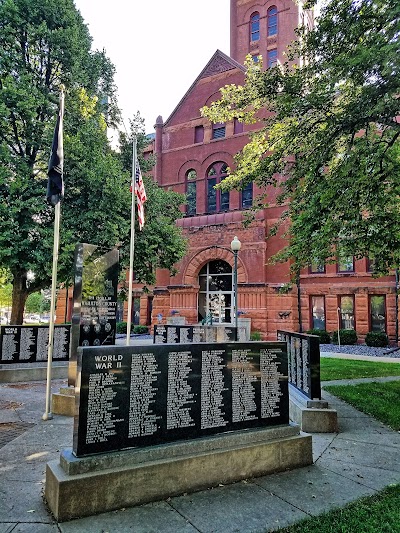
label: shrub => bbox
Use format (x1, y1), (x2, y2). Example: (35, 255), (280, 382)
(306, 329), (331, 344)
(250, 331), (262, 341)
(133, 325), (148, 335)
(365, 331), (389, 347)
(116, 321), (127, 334)
(332, 329), (358, 345)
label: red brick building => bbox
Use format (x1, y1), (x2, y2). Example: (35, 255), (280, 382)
(60, 0), (399, 344)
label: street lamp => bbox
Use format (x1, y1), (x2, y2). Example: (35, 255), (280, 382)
(231, 236), (241, 329)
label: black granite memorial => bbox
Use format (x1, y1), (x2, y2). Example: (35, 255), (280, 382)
(0, 325), (70, 364)
(153, 325), (240, 344)
(69, 244), (119, 385)
(277, 330), (321, 400)
(73, 341), (288, 457)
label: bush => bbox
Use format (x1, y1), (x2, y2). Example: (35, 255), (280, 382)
(116, 321), (127, 334)
(116, 323), (149, 335)
(332, 329), (358, 345)
(250, 331), (262, 341)
(306, 329), (331, 344)
(365, 331), (389, 347)
(133, 325), (148, 335)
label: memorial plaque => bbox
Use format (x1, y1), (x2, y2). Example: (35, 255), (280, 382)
(73, 341), (288, 457)
(153, 325), (238, 344)
(0, 325), (70, 363)
(153, 325), (167, 344)
(277, 330), (321, 400)
(69, 244), (119, 385)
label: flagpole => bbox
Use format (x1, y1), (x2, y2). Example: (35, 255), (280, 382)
(43, 88), (64, 421)
(42, 201), (61, 420)
(126, 134), (137, 345)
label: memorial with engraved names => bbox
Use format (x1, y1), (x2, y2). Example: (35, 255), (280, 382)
(73, 342), (289, 457)
(0, 325), (70, 363)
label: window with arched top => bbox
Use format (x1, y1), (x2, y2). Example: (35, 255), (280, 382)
(207, 162), (229, 213)
(186, 169), (197, 216)
(250, 12), (260, 42)
(267, 6), (278, 36)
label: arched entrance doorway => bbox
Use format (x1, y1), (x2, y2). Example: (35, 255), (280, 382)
(198, 260), (233, 323)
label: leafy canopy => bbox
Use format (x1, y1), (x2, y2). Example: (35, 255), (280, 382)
(0, 0), (186, 322)
(202, 0), (400, 276)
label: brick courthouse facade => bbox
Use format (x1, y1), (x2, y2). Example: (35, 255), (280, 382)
(58, 0), (399, 343)
(139, 0), (399, 342)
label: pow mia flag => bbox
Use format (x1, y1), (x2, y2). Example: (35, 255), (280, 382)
(46, 91), (64, 206)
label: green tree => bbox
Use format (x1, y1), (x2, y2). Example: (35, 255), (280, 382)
(0, 0), (123, 323)
(0, 269), (12, 319)
(202, 0), (400, 276)
(0, 0), (187, 324)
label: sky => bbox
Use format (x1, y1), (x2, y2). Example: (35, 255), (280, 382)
(74, 0), (231, 134)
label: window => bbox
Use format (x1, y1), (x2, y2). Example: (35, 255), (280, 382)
(267, 6), (278, 36)
(250, 12), (260, 42)
(194, 125), (204, 143)
(252, 54), (260, 63)
(310, 262), (325, 274)
(241, 182), (253, 208)
(198, 260), (233, 323)
(212, 123), (225, 140)
(338, 253), (354, 272)
(267, 49), (277, 68)
(370, 295), (386, 332)
(207, 162), (229, 213)
(311, 296), (325, 330)
(367, 257), (376, 273)
(133, 297), (140, 325)
(234, 118), (244, 134)
(339, 295), (355, 329)
(186, 170), (197, 216)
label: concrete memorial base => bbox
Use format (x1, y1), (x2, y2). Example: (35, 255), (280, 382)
(0, 363), (67, 383)
(289, 384), (338, 433)
(45, 424), (312, 522)
(52, 386), (75, 417)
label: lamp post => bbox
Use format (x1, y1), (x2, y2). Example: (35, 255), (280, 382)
(231, 236), (241, 329)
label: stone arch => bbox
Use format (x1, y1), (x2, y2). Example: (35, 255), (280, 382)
(178, 159), (201, 184)
(183, 246), (248, 286)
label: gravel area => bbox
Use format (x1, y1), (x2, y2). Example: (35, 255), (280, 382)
(320, 343), (400, 358)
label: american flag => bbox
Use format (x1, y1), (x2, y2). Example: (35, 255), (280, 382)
(132, 161), (147, 230)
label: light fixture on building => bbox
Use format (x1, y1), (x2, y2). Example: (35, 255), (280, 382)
(230, 236), (242, 330)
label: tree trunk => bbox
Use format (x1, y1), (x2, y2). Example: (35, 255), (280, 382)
(10, 272), (29, 325)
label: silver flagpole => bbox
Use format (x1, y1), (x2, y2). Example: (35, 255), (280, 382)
(126, 135), (137, 345)
(43, 89), (64, 421)
(42, 201), (61, 420)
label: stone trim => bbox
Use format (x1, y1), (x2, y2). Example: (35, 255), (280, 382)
(182, 247), (248, 286)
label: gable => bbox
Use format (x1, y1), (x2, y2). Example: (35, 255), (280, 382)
(164, 50), (245, 127)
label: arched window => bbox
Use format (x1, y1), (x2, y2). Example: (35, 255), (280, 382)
(207, 162), (229, 213)
(186, 169), (197, 216)
(267, 6), (278, 36)
(198, 260), (233, 323)
(250, 12), (260, 42)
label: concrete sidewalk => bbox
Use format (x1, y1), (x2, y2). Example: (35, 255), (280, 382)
(1, 377), (399, 532)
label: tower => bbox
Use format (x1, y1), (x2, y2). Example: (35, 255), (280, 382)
(230, 0), (310, 69)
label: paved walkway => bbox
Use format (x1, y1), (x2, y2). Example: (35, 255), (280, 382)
(1, 373), (399, 532)
(321, 351), (400, 363)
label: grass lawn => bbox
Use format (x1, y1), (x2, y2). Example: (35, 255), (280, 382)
(278, 484), (400, 532)
(320, 358), (400, 381)
(324, 381), (400, 431)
